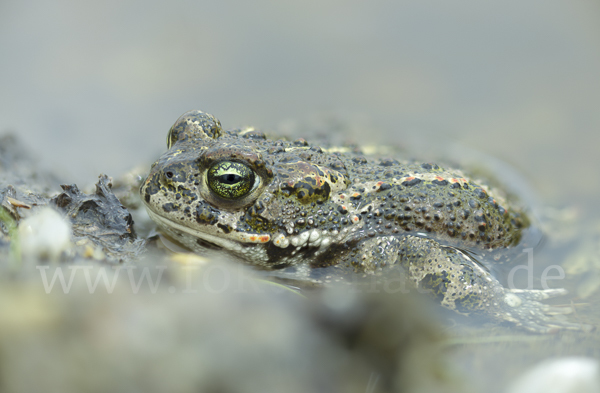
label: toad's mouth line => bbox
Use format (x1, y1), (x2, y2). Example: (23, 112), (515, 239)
(144, 207), (269, 251)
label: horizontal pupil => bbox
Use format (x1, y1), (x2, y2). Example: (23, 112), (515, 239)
(219, 174), (242, 184)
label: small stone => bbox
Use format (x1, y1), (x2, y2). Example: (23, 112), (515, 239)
(19, 207), (72, 261)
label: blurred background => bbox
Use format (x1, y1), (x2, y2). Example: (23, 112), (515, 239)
(1, 0), (599, 206)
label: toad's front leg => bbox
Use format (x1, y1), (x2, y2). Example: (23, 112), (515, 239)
(392, 235), (583, 333)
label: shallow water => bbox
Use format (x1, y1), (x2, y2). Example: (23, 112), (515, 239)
(2, 1), (600, 392)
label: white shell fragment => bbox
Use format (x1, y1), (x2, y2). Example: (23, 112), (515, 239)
(506, 357), (600, 393)
(19, 207), (72, 261)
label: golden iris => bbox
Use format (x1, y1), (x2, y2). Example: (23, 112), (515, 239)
(207, 161), (255, 199)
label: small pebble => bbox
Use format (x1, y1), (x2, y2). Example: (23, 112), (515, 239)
(19, 207), (72, 261)
(506, 357), (600, 393)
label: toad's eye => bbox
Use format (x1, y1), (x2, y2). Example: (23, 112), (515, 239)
(207, 161), (255, 199)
